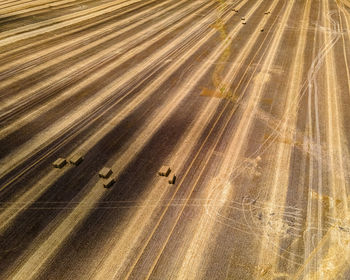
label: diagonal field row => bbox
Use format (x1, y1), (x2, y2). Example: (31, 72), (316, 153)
(1, 0), (350, 279)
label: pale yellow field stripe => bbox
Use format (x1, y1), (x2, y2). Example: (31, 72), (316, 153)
(336, 0), (350, 93)
(0, 0), (156, 60)
(294, 0), (350, 278)
(0, 0), (187, 98)
(305, 0), (350, 277)
(0, 0), (165, 79)
(0, 0), (143, 46)
(323, 0), (349, 230)
(255, 0), (310, 276)
(0, 0), (86, 9)
(0, 0), (92, 16)
(173, 181), (232, 280)
(0, 0), (55, 9)
(302, 0), (322, 276)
